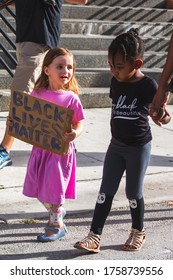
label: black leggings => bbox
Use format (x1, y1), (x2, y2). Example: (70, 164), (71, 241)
(90, 138), (150, 235)
(100, 138), (151, 199)
(90, 194), (144, 235)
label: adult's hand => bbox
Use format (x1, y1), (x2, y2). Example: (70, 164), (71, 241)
(149, 90), (170, 126)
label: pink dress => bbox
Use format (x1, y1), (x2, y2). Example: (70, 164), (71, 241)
(23, 89), (85, 205)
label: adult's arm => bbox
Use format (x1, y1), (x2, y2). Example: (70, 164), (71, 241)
(149, 32), (173, 124)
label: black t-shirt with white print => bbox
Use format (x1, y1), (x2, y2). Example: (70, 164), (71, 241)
(110, 75), (158, 146)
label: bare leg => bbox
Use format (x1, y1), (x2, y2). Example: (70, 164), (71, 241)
(1, 128), (14, 153)
(0, 89), (14, 169)
(1, 89), (15, 152)
(0, 130), (13, 168)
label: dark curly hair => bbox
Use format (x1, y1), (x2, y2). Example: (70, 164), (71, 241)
(108, 28), (145, 65)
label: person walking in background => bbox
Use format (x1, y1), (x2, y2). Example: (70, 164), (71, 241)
(20, 47), (85, 242)
(74, 28), (158, 253)
(0, 0), (88, 169)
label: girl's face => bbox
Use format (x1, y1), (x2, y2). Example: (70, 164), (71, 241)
(108, 52), (137, 82)
(44, 54), (74, 90)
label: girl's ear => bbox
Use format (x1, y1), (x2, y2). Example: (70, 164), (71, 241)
(44, 66), (49, 76)
(135, 59), (143, 69)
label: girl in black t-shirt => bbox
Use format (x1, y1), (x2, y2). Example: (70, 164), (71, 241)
(74, 28), (158, 253)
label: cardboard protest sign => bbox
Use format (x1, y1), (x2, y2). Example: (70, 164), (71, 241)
(8, 91), (74, 155)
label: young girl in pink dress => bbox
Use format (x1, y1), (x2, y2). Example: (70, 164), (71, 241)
(23, 48), (85, 242)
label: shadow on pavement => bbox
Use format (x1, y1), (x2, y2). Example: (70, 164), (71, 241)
(9, 150), (173, 168)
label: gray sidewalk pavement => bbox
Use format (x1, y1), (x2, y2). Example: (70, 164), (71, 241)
(0, 106), (173, 260)
(1, 106), (173, 215)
